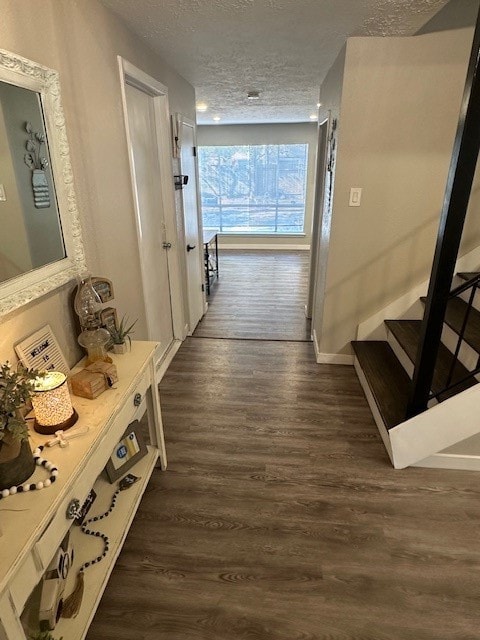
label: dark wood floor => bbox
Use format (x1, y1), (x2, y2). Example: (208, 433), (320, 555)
(88, 338), (480, 640)
(193, 250), (312, 341)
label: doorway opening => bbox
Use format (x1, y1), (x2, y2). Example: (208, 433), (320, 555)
(192, 123), (326, 343)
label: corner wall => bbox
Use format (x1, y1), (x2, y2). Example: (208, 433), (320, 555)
(316, 27), (474, 356)
(0, 0), (195, 365)
(197, 123), (317, 249)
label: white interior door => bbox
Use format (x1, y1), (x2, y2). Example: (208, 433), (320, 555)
(180, 118), (204, 332)
(124, 81), (174, 354)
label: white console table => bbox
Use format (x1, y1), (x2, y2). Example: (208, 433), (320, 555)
(0, 341), (166, 640)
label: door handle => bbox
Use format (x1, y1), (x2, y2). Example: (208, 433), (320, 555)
(186, 244), (196, 252)
(163, 242), (172, 249)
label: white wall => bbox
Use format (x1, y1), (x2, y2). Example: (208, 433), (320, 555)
(0, 0), (195, 365)
(197, 123), (317, 249)
(312, 45), (346, 345)
(314, 28), (474, 356)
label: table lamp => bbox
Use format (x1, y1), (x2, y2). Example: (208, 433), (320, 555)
(32, 372), (78, 435)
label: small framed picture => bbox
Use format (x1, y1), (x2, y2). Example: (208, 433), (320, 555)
(104, 420), (147, 483)
(100, 306), (118, 332)
(92, 277), (114, 303)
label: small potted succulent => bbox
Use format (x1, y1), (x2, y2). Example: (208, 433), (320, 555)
(0, 362), (43, 490)
(108, 315), (137, 354)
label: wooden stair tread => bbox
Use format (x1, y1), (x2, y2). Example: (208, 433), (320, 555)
(420, 296), (480, 354)
(352, 341), (410, 430)
(457, 271), (480, 282)
(385, 319), (476, 400)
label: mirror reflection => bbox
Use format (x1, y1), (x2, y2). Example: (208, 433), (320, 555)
(0, 80), (65, 285)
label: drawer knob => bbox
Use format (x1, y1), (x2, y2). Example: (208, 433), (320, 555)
(66, 498), (81, 520)
(133, 393), (142, 407)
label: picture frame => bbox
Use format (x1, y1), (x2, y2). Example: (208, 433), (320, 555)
(100, 306), (118, 332)
(15, 324), (70, 376)
(91, 277), (114, 303)
(104, 420), (147, 483)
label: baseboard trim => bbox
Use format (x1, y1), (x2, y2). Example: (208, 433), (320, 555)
(312, 329), (354, 364)
(312, 329), (321, 361)
(155, 339), (182, 384)
(317, 352), (354, 365)
(412, 452), (480, 471)
(317, 353), (353, 367)
(218, 244), (310, 251)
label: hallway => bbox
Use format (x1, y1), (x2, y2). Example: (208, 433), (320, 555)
(193, 250), (311, 342)
(87, 253), (480, 640)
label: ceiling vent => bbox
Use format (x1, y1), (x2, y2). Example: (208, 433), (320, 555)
(247, 91), (260, 100)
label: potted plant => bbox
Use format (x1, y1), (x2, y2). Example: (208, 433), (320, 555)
(30, 632), (63, 640)
(108, 316), (137, 354)
(0, 362), (43, 490)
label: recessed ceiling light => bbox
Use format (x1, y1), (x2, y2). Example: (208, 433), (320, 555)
(196, 102), (208, 112)
(247, 91), (260, 100)
(309, 114), (317, 120)
(213, 116), (221, 122)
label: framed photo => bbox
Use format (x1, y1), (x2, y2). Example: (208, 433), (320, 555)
(104, 420), (147, 483)
(100, 306), (118, 332)
(92, 277), (114, 303)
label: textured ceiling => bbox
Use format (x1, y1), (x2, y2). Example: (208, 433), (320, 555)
(101, 0), (450, 124)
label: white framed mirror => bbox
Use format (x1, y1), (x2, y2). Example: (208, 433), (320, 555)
(0, 49), (86, 316)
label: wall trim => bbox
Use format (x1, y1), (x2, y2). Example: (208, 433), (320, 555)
(312, 328), (321, 361)
(317, 352), (354, 365)
(313, 329), (354, 364)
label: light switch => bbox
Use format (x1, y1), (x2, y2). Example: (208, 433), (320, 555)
(349, 187), (362, 207)
(0, 184), (5, 202)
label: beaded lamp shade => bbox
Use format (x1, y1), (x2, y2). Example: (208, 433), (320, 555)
(32, 372), (78, 435)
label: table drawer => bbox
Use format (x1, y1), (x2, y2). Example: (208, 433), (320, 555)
(112, 368), (150, 432)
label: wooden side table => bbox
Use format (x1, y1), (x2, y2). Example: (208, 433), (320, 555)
(0, 341), (166, 640)
(203, 229), (219, 295)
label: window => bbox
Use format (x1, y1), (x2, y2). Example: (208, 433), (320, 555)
(198, 144), (308, 234)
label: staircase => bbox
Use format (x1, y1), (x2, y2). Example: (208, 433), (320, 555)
(350, 12), (480, 471)
(352, 271), (480, 470)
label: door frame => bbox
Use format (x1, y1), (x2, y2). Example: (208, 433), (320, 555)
(176, 114), (207, 327)
(311, 113), (335, 354)
(307, 117), (330, 320)
(118, 57), (186, 343)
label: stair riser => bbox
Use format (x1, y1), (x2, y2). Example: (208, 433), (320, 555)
(441, 323), (480, 372)
(386, 329), (414, 377)
(387, 322), (479, 380)
(385, 331), (439, 407)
